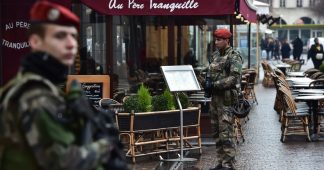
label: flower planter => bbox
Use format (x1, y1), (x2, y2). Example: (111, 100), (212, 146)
(115, 106), (202, 163)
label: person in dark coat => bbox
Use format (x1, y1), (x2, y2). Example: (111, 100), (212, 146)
(273, 39), (280, 60)
(292, 37), (303, 61)
(308, 37), (324, 69)
(266, 38), (274, 60)
(281, 39), (291, 59)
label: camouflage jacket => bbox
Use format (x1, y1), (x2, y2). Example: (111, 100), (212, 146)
(0, 73), (111, 170)
(209, 47), (243, 106)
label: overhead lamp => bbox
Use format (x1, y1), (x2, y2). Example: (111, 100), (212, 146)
(268, 17), (280, 26)
(260, 15), (272, 24)
(236, 13), (241, 19)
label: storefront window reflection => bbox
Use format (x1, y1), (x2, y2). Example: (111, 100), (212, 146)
(77, 4), (106, 75)
(75, 9), (254, 94)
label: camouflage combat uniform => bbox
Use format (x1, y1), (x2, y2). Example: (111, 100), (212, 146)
(209, 47), (242, 169)
(0, 52), (112, 170)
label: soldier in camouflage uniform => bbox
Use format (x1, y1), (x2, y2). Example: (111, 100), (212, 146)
(0, 1), (123, 170)
(208, 28), (242, 170)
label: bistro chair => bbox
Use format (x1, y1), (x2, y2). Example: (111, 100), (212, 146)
(99, 98), (124, 113)
(278, 85), (311, 142)
(274, 68), (286, 79)
(304, 68), (320, 77)
(289, 61), (302, 72)
(316, 74), (324, 79)
(243, 69), (258, 104)
(316, 102), (324, 138)
(309, 72), (324, 79)
(271, 73), (287, 120)
(309, 79), (324, 89)
(261, 61), (274, 87)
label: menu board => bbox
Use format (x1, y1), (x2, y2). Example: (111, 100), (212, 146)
(161, 65), (201, 92)
(80, 82), (103, 106)
(67, 75), (110, 106)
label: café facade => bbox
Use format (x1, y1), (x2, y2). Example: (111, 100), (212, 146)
(1, 0), (257, 96)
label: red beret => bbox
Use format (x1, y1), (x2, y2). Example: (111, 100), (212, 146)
(213, 28), (232, 39)
(30, 1), (80, 30)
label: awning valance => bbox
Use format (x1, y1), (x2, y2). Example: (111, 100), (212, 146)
(80, 0), (257, 22)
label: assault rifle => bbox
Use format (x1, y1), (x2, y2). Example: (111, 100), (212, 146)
(67, 80), (129, 170)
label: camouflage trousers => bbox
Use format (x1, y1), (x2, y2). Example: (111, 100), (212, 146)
(210, 104), (236, 168)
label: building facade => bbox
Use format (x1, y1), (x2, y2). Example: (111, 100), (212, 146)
(262, 0), (324, 46)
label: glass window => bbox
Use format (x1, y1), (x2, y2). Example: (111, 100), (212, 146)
(289, 30), (299, 41)
(280, 0), (286, 7)
(74, 4), (107, 75)
(297, 0), (303, 7)
(111, 16), (232, 93)
(301, 30), (310, 46)
(278, 30), (288, 42)
(309, 0), (316, 7)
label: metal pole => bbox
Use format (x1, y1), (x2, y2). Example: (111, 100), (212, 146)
(175, 92), (184, 160)
(160, 92), (196, 162)
(248, 23), (251, 68)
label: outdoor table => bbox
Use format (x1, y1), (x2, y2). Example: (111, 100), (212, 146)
(295, 89), (324, 93)
(295, 95), (324, 140)
(286, 77), (313, 82)
(286, 77), (314, 89)
(287, 72), (305, 77)
(275, 64), (291, 75)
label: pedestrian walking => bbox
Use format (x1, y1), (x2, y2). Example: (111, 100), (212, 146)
(266, 37), (274, 60)
(205, 28), (242, 170)
(281, 39), (291, 60)
(0, 1), (127, 170)
(273, 39), (281, 60)
(307, 37), (324, 69)
(292, 36), (303, 61)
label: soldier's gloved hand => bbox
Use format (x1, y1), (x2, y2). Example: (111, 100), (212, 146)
(67, 94), (94, 118)
(66, 80), (94, 118)
(204, 76), (213, 98)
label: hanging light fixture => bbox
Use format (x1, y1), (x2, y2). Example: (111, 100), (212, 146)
(236, 13), (242, 19)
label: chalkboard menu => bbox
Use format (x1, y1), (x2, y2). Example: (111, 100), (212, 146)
(67, 75), (110, 107)
(81, 82), (103, 106)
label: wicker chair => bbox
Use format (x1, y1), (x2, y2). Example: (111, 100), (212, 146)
(261, 61), (274, 87)
(304, 68), (320, 77)
(289, 61), (302, 72)
(309, 72), (324, 79)
(243, 69), (258, 104)
(278, 85), (311, 142)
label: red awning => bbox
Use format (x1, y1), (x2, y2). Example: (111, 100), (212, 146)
(80, 0), (257, 22)
(239, 0), (257, 22)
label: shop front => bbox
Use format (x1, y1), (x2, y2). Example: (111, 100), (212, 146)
(73, 0), (257, 95)
(1, 0), (257, 137)
(1, 0), (257, 91)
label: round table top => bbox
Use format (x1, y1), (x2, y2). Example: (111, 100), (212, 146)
(275, 64), (291, 68)
(295, 95), (324, 100)
(287, 72), (305, 77)
(297, 89), (324, 93)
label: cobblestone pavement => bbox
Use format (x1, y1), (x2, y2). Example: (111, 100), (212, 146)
(129, 57), (324, 170)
